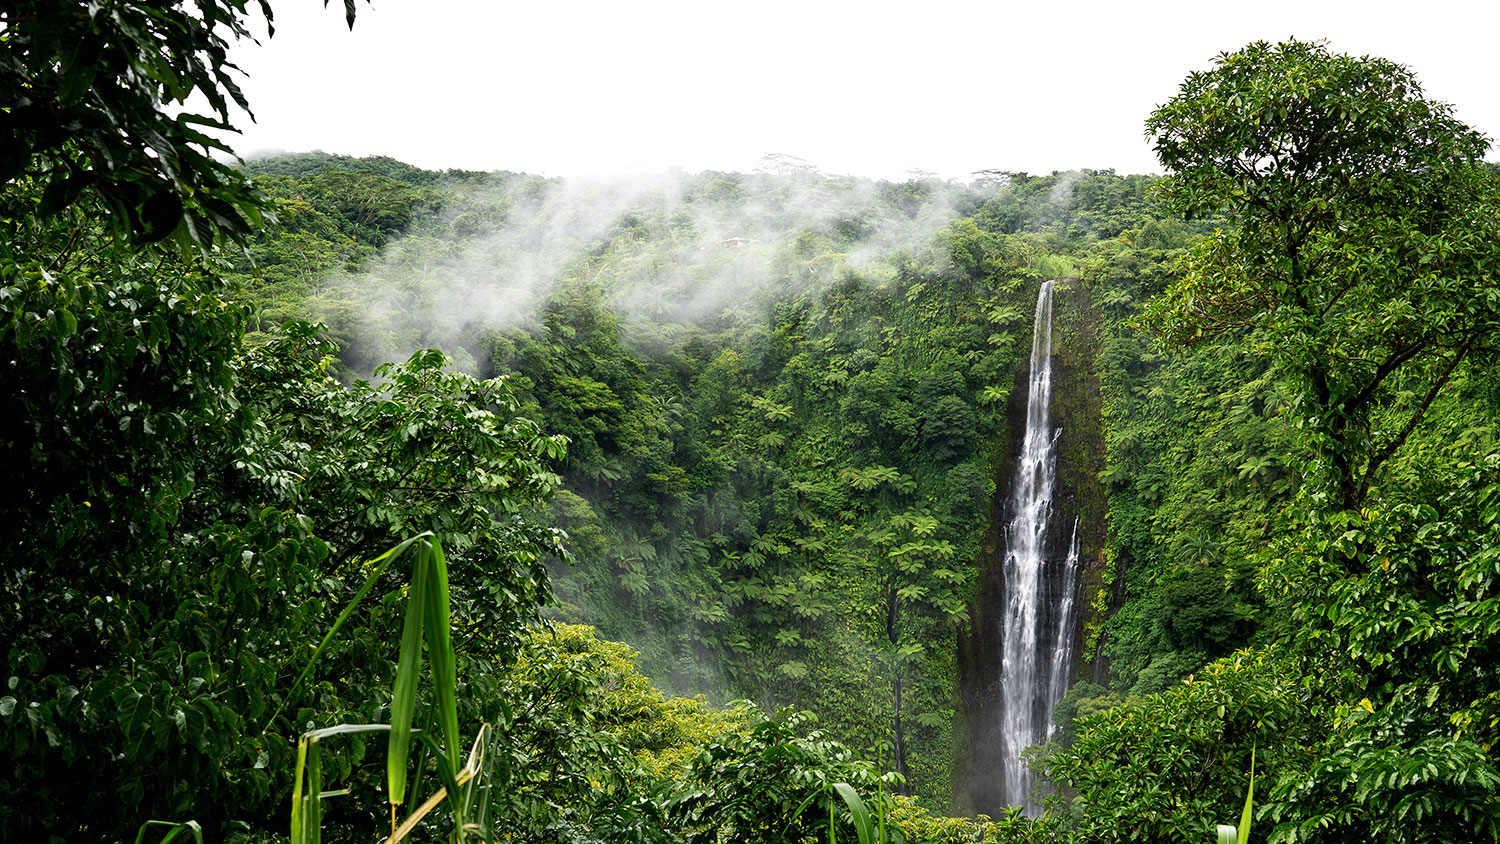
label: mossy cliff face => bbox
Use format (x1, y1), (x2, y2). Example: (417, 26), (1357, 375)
(1052, 279), (1111, 679)
(955, 278), (1108, 815)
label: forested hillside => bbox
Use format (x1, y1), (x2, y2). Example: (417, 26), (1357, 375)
(226, 154), (1239, 802)
(5, 6), (1500, 841)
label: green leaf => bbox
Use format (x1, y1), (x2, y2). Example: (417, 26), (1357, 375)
(387, 544), (430, 809)
(420, 538), (461, 775)
(1238, 746), (1256, 844)
(291, 733), (323, 844)
(133, 819), (203, 844)
(831, 782), (874, 844)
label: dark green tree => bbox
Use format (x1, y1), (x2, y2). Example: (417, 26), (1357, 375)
(1139, 39), (1500, 512)
(0, 1), (364, 249)
(0, 3), (576, 841)
(1050, 40), (1500, 844)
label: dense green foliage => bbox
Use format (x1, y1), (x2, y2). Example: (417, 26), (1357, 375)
(1046, 40), (1500, 842)
(226, 156), (1214, 805)
(0, 290), (572, 839)
(0, 6), (919, 842)
(0, 0), (301, 251)
(6, 9), (1500, 842)
(1141, 39), (1500, 513)
(1081, 247), (1290, 697)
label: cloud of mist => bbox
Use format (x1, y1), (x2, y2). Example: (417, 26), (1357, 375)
(319, 168), (979, 370)
(1047, 169), (1083, 210)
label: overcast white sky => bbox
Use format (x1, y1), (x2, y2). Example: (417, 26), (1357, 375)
(223, 0), (1500, 182)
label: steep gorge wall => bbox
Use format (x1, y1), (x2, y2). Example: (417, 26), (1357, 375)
(955, 278), (1108, 815)
(1052, 280), (1112, 681)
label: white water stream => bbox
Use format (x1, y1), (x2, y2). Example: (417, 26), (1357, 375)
(997, 280), (1081, 814)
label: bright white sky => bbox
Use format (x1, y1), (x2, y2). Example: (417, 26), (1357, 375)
(224, 0), (1500, 182)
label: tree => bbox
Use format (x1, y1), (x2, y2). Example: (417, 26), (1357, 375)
(0, 323), (570, 841)
(1046, 651), (1312, 843)
(0, 1), (363, 250)
(0, 4), (590, 840)
(1089, 40), (1500, 842)
(1138, 39), (1500, 512)
(0, 0), (370, 531)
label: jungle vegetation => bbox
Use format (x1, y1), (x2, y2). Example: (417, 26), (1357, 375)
(2, 3), (1498, 841)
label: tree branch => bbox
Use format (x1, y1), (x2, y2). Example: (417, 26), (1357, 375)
(1340, 339), (1429, 419)
(1356, 341), (1471, 504)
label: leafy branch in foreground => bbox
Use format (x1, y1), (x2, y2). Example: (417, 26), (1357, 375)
(1, 1), (368, 252)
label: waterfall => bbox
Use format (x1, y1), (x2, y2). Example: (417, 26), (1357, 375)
(996, 280), (1081, 815)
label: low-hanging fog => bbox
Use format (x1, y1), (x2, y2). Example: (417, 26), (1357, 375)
(308, 164), (993, 372)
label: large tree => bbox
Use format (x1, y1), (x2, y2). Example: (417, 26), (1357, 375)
(1059, 40), (1500, 843)
(1138, 39), (1500, 511)
(0, 3), (572, 840)
(0, 0), (370, 520)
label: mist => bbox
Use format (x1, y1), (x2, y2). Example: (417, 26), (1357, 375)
(312, 166), (987, 371)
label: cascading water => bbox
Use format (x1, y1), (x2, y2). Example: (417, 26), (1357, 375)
(996, 280), (1082, 815)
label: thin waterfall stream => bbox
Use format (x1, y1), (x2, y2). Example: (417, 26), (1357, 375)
(996, 280), (1082, 814)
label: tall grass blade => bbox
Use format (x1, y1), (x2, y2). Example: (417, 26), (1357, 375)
(268, 533), (432, 731)
(422, 538), (461, 777)
(1237, 746), (1256, 844)
(829, 789), (836, 844)
(388, 544), (431, 813)
(286, 535), (473, 844)
(302, 723), (394, 740)
(133, 820), (203, 844)
(293, 721), (394, 842)
(306, 735), (324, 844)
(291, 735), (310, 844)
(830, 782), (874, 844)
(1214, 745), (1257, 844)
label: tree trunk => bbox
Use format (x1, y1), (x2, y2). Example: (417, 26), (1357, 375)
(891, 676), (911, 795)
